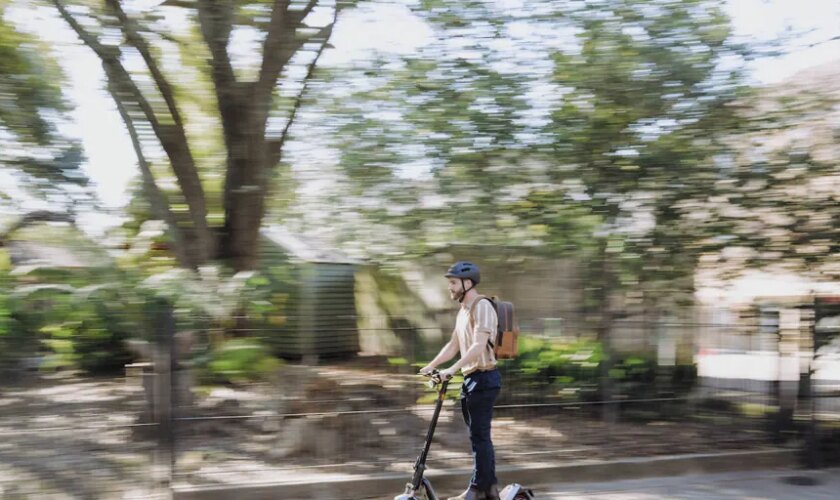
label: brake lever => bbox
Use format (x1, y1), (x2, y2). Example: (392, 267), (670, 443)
(420, 369), (447, 388)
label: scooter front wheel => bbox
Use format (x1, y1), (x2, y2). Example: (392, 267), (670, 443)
(394, 484), (434, 500)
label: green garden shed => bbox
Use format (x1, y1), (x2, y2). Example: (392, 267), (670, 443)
(259, 226), (360, 360)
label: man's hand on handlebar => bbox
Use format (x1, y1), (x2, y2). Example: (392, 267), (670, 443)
(419, 366), (456, 385)
(438, 367), (456, 381)
(419, 365), (435, 376)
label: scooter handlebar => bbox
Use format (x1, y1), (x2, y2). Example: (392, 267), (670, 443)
(419, 369), (451, 388)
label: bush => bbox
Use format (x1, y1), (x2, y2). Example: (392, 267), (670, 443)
(198, 339), (282, 385)
(0, 251), (27, 373)
(12, 284), (136, 375)
(73, 299), (136, 374)
(502, 337), (602, 400)
(503, 336), (695, 400)
(509, 337), (602, 381)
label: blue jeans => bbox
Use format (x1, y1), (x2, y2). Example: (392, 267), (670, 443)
(460, 369), (501, 491)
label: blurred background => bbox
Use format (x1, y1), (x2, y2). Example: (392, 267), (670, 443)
(1, 0), (840, 497)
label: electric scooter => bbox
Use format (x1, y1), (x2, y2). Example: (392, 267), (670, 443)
(395, 370), (535, 500)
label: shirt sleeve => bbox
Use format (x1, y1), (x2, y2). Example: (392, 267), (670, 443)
(473, 299), (498, 337)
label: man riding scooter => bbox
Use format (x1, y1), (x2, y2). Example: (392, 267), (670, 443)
(420, 261), (502, 500)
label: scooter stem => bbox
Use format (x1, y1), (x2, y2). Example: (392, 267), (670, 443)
(410, 378), (450, 492)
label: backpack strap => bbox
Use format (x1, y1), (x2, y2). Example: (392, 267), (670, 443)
(468, 295), (497, 350)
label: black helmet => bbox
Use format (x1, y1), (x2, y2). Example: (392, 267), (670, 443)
(444, 261), (480, 285)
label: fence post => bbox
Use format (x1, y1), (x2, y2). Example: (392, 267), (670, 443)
(152, 297), (176, 496)
(804, 308), (820, 470)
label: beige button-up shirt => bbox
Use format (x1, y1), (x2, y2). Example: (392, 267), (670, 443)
(454, 296), (498, 375)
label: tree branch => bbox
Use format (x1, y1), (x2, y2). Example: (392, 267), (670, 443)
(160, 0), (195, 7)
(54, 0), (214, 264)
(293, 0), (319, 24)
(52, 1), (164, 145)
(109, 82), (192, 269)
(254, 0), (295, 114)
(105, 0), (185, 131)
(255, 1), (337, 118)
(197, 0), (238, 108)
(269, 8), (337, 167)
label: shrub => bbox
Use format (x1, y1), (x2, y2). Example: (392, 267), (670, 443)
(12, 284), (136, 374)
(503, 335), (695, 400)
(198, 339), (282, 385)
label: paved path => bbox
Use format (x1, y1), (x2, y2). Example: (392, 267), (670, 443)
(529, 468), (840, 499)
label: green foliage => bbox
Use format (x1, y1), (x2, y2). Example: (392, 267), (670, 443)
(417, 372), (464, 404)
(132, 260), (300, 383)
(0, 5), (86, 202)
(298, 0), (755, 304)
(72, 289), (137, 374)
(0, 7), (65, 143)
(543, 0), (751, 313)
(706, 74), (840, 280)
(608, 356), (656, 383)
(246, 247), (301, 354)
(10, 284), (136, 374)
(504, 335), (694, 399)
(0, 250), (24, 372)
(2, 247), (289, 379)
(509, 337), (602, 394)
(387, 357), (408, 366)
(139, 265), (274, 333)
(199, 339), (282, 385)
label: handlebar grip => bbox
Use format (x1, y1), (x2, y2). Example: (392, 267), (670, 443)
(421, 369), (452, 387)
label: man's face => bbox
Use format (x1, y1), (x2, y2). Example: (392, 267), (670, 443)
(447, 277), (469, 300)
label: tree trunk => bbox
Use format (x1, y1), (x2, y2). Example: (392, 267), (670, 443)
(216, 93), (270, 272)
(594, 239), (618, 424)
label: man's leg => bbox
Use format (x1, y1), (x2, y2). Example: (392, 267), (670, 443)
(460, 392), (476, 454)
(465, 386), (500, 491)
(451, 388), (484, 500)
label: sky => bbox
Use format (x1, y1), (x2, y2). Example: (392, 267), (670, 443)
(5, 0), (840, 223)
(726, 0), (840, 82)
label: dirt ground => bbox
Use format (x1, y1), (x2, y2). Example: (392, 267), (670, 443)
(0, 359), (780, 498)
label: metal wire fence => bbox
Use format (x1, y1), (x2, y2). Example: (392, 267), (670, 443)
(3, 295), (839, 497)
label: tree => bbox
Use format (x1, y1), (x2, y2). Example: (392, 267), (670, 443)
(291, 0), (591, 258)
(703, 61), (840, 283)
(299, 0), (756, 413)
(305, 0), (751, 284)
(49, 0), (347, 271)
(0, 1), (86, 212)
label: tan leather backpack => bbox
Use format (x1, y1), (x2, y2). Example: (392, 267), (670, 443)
(469, 295), (519, 359)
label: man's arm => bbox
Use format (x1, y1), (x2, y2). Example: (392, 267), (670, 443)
(443, 330), (491, 375)
(440, 299), (496, 377)
(419, 330), (460, 374)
